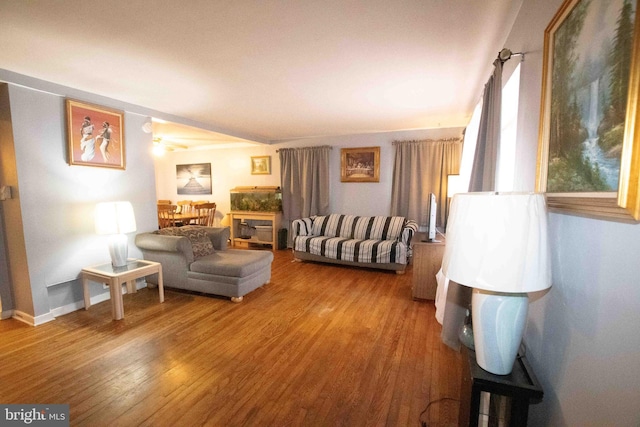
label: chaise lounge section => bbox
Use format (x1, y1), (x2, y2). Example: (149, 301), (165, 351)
(135, 226), (273, 302)
(291, 214), (418, 273)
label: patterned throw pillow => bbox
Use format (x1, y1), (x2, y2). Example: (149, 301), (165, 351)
(158, 226), (214, 258)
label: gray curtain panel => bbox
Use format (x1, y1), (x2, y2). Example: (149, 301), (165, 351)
(441, 58), (504, 351)
(390, 139), (462, 227)
(279, 146), (331, 242)
(469, 58), (503, 192)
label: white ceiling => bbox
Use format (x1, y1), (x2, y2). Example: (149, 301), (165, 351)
(0, 0), (522, 147)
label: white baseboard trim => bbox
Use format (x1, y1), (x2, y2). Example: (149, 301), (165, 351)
(50, 300), (85, 318)
(9, 281), (150, 325)
(12, 310), (56, 326)
(50, 280), (149, 319)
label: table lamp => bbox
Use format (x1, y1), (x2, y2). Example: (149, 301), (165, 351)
(95, 201), (137, 267)
(442, 192), (551, 375)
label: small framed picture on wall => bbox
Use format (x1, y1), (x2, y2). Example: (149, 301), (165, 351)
(341, 146), (380, 182)
(251, 156), (271, 175)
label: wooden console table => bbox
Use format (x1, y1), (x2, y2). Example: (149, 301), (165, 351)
(459, 348), (543, 426)
(411, 231), (446, 300)
(229, 211), (282, 250)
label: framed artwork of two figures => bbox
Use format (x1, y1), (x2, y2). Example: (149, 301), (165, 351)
(66, 99), (125, 169)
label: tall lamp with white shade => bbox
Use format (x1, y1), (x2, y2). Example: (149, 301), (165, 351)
(442, 192), (551, 375)
(95, 201), (137, 268)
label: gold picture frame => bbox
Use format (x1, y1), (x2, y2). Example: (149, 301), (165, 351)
(66, 99), (125, 169)
(341, 146), (380, 182)
(251, 156), (271, 175)
(536, 0), (640, 221)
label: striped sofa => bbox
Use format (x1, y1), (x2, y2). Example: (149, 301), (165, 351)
(291, 214), (419, 273)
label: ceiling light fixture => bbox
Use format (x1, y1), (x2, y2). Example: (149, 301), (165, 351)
(152, 137), (189, 156)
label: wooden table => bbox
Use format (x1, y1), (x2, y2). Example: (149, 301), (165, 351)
(82, 259), (164, 320)
(174, 212), (199, 223)
(411, 231), (446, 300)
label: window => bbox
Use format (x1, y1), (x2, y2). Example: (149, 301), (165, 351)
(497, 63), (521, 191)
(458, 63), (521, 192)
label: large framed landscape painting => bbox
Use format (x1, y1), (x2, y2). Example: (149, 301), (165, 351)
(537, 0), (640, 221)
(66, 99), (125, 169)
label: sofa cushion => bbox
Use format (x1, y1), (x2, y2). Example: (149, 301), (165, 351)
(352, 216), (405, 241)
(159, 226), (214, 258)
(293, 235), (407, 265)
(311, 214), (406, 241)
(190, 249), (274, 278)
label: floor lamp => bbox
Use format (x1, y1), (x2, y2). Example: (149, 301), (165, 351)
(442, 192), (551, 375)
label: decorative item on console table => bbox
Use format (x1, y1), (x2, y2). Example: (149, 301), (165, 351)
(442, 193), (551, 376)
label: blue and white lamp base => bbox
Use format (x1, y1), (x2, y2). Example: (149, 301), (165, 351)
(472, 289), (528, 375)
(108, 233), (129, 268)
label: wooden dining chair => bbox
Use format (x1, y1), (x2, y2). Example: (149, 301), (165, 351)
(176, 200), (193, 214)
(157, 204), (178, 229)
(157, 199), (172, 205)
(193, 202), (217, 227)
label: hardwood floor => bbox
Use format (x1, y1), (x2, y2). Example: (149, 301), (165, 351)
(0, 249), (462, 426)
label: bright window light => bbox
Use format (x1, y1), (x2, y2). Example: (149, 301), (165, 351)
(497, 63), (521, 191)
(458, 98), (483, 192)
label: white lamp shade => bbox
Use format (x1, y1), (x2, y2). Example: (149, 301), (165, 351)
(94, 202), (137, 235)
(447, 174), (463, 198)
(442, 192), (551, 293)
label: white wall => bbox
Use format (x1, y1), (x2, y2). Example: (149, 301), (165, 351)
(506, 1), (640, 425)
(1, 80), (158, 322)
(154, 127), (463, 221)
(155, 145), (280, 225)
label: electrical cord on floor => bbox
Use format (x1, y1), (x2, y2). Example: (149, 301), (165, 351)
(418, 397), (460, 427)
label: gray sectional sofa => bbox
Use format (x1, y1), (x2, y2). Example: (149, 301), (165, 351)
(135, 226), (273, 302)
(291, 214), (418, 273)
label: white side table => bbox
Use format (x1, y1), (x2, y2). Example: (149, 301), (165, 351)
(82, 259), (164, 320)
